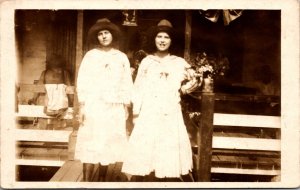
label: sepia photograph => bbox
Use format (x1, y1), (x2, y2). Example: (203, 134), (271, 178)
(0, 0), (299, 188)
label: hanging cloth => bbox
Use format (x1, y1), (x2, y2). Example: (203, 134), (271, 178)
(199, 10), (243, 25)
(44, 84), (68, 117)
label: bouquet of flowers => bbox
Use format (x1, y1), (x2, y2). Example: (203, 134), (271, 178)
(181, 52), (230, 127)
(190, 52), (230, 79)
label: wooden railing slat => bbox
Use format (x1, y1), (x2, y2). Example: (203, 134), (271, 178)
(18, 148), (67, 160)
(15, 129), (72, 142)
(211, 167), (280, 176)
(19, 84), (75, 94)
(214, 113), (280, 128)
(17, 105), (73, 119)
(213, 137), (280, 151)
(15, 159), (64, 167)
(214, 93), (280, 103)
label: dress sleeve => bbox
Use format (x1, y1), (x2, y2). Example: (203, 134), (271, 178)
(180, 60), (199, 94)
(120, 55), (134, 105)
(132, 58), (148, 115)
(76, 52), (91, 103)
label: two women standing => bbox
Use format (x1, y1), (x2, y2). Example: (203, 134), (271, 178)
(75, 18), (198, 181)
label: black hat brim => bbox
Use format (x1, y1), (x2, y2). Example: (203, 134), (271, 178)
(87, 21), (121, 46)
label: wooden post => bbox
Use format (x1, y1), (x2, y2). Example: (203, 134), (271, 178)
(184, 10), (192, 61)
(197, 92), (215, 181)
(72, 10), (84, 131)
(75, 10), (83, 88)
(68, 131), (78, 160)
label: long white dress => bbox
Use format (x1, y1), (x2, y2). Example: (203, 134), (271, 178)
(74, 48), (133, 165)
(122, 54), (196, 178)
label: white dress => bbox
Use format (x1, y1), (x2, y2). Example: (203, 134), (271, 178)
(122, 54), (196, 178)
(74, 48), (133, 165)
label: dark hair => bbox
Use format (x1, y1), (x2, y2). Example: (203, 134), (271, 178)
(87, 18), (122, 50)
(46, 54), (65, 69)
(87, 29), (121, 50)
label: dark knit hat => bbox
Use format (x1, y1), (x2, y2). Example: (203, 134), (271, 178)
(148, 19), (174, 41)
(87, 18), (121, 46)
(155, 19), (173, 36)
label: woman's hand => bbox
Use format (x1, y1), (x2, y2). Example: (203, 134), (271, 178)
(181, 68), (201, 94)
(132, 114), (139, 125)
(125, 106), (129, 120)
(77, 102), (85, 125)
(124, 103), (131, 120)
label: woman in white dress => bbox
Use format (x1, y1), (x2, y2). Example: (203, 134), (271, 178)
(122, 19), (199, 180)
(74, 18), (133, 181)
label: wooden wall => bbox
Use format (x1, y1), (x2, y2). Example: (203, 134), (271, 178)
(15, 10), (77, 103)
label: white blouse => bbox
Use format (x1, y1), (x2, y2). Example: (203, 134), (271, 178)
(132, 54), (198, 115)
(76, 48), (133, 105)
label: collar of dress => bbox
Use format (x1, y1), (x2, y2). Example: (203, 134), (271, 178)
(148, 54), (177, 63)
(95, 48), (119, 55)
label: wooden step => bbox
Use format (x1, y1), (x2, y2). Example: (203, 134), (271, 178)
(50, 160), (83, 181)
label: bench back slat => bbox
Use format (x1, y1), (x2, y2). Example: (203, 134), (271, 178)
(15, 159), (65, 167)
(15, 129), (72, 142)
(214, 113), (280, 128)
(17, 105), (73, 119)
(19, 84), (75, 94)
(213, 136), (280, 151)
(211, 167), (280, 176)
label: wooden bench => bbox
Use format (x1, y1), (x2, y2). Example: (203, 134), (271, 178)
(15, 84), (76, 167)
(211, 113), (280, 176)
(193, 93), (281, 181)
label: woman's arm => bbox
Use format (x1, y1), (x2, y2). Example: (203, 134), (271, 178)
(121, 54), (134, 106)
(76, 53), (92, 125)
(76, 52), (91, 104)
(180, 63), (200, 95)
(131, 59), (148, 115)
(64, 70), (74, 107)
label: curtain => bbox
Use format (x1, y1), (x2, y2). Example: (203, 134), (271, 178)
(199, 10), (243, 25)
(47, 11), (77, 84)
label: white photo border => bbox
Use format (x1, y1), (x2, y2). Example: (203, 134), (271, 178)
(1, 0), (299, 188)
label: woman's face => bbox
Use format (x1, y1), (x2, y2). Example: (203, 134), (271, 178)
(155, 32), (171, 52)
(97, 29), (113, 47)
